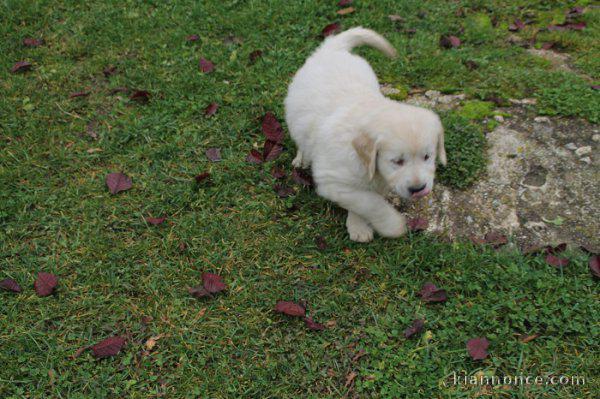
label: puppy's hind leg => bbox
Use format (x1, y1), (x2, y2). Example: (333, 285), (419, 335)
(292, 150), (304, 168)
(346, 211), (374, 242)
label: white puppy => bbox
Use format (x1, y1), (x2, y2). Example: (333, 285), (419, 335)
(284, 27), (446, 242)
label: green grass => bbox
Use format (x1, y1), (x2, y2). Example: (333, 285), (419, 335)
(1, 0), (599, 398)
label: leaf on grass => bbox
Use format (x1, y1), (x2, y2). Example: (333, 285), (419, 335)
(337, 7), (354, 15)
(34, 272), (58, 297)
(439, 35), (461, 48)
(548, 22), (586, 31)
(91, 336), (126, 358)
(338, 0), (352, 6)
(322, 23), (341, 37)
(23, 38), (43, 47)
(545, 254), (569, 268)
(186, 34), (200, 42)
(249, 50), (263, 64)
(315, 236), (328, 251)
(262, 112), (284, 143)
(271, 166), (286, 179)
(204, 102), (218, 117)
(345, 371), (357, 388)
(520, 333), (539, 343)
(274, 301), (306, 317)
(205, 148), (222, 162)
(274, 184), (295, 198)
(129, 90), (151, 104)
(263, 140), (283, 162)
(103, 65), (117, 77)
(467, 337), (489, 360)
(508, 19), (526, 31)
(145, 216), (166, 226)
(202, 272), (227, 294)
(144, 334), (164, 350)
(541, 42), (555, 50)
(403, 319), (425, 338)
(589, 255), (600, 279)
(71, 346), (88, 359)
(11, 61), (32, 73)
(418, 282), (447, 303)
(292, 168), (313, 187)
(194, 172), (210, 183)
(189, 286), (211, 298)
(105, 172), (132, 194)
(408, 217), (428, 232)
(70, 91), (89, 98)
(545, 243), (566, 254)
(246, 149), (264, 164)
(304, 317), (325, 331)
(0, 278), (22, 293)
(199, 58), (214, 73)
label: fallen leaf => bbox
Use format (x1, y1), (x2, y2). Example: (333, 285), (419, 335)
(186, 34), (200, 42)
(484, 232), (508, 248)
(199, 58), (214, 73)
(467, 337), (489, 360)
(388, 14), (404, 22)
(70, 91), (89, 98)
(86, 148), (102, 154)
(315, 236), (328, 251)
(246, 149), (264, 164)
(344, 371), (357, 388)
(23, 38), (43, 47)
(71, 346), (88, 359)
(262, 112), (284, 143)
(263, 140), (283, 161)
(403, 319), (425, 338)
(249, 50), (263, 64)
(274, 301), (306, 317)
(322, 22), (341, 37)
(545, 243), (567, 255)
(103, 66), (117, 77)
(352, 348), (367, 363)
(86, 122), (98, 139)
(129, 90), (151, 104)
(105, 172), (132, 194)
(205, 147), (221, 162)
(408, 217), (428, 232)
(271, 166), (286, 179)
(545, 254), (569, 268)
(194, 172), (210, 183)
(520, 333), (539, 343)
(418, 282), (447, 303)
(91, 336), (126, 358)
(189, 286), (211, 298)
(291, 168), (313, 187)
(204, 103), (218, 117)
(337, 7), (354, 15)
(145, 216), (166, 225)
(145, 334), (164, 350)
(11, 61), (32, 73)
(338, 0), (352, 6)
(34, 272), (58, 297)
(273, 184), (295, 198)
(304, 317), (325, 331)
(589, 255), (600, 279)
(548, 22), (586, 31)
(508, 19), (526, 31)
(541, 42), (555, 50)
(202, 272), (227, 294)
(439, 35), (461, 48)
(0, 278), (21, 293)
(568, 6), (584, 15)
(591, 85), (599, 91)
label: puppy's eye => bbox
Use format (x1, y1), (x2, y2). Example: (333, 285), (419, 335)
(424, 154), (430, 161)
(393, 158), (405, 166)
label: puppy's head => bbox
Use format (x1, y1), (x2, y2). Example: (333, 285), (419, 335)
(353, 104), (446, 199)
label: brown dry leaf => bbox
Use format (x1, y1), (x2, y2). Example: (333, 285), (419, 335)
(520, 333), (539, 343)
(145, 334), (165, 350)
(337, 7), (354, 15)
(345, 371), (357, 388)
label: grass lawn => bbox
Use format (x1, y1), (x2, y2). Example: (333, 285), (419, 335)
(1, 0), (599, 397)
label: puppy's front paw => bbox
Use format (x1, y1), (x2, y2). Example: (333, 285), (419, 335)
(373, 212), (407, 238)
(292, 151), (304, 168)
(346, 213), (374, 242)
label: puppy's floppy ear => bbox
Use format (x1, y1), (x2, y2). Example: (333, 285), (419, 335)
(437, 126), (447, 166)
(352, 132), (378, 180)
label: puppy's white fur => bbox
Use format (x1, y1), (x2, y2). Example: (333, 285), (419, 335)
(285, 27), (446, 242)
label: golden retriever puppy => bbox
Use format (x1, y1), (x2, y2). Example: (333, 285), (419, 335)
(285, 27), (446, 242)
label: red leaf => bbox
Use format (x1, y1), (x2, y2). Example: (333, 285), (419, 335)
(262, 112), (284, 143)
(545, 243), (567, 255)
(34, 272), (58, 297)
(105, 172), (132, 194)
(545, 254), (569, 268)
(91, 336), (126, 358)
(23, 38), (43, 47)
(202, 272), (226, 294)
(249, 50), (263, 64)
(484, 232), (508, 248)
(246, 149), (264, 164)
(263, 140), (283, 161)
(508, 19), (526, 31)
(304, 317), (325, 331)
(11, 61), (32, 73)
(145, 216), (166, 225)
(199, 58), (214, 73)
(592, 85), (600, 91)
(274, 301), (306, 317)
(0, 278), (22, 293)
(467, 337), (489, 360)
(70, 91), (89, 98)
(205, 147), (222, 162)
(271, 166), (286, 179)
(338, 0), (352, 6)
(403, 319), (425, 338)
(103, 65), (117, 77)
(292, 168), (313, 187)
(418, 282), (447, 303)
(548, 22), (586, 31)
(274, 184), (295, 198)
(440, 35), (461, 48)
(322, 23), (341, 37)
(186, 34), (200, 42)
(568, 6), (584, 15)
(589, 255), (600, 279)
(189, 286), (211, 298)
(195, 172), (210, 183)
(204, 102), (218, 117)
(408, 217), (428, 232)
(129, 90), (151, 104)
(315, 236), (328, 251)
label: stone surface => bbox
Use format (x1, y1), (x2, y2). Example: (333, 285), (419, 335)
(575, 146), (592, 156)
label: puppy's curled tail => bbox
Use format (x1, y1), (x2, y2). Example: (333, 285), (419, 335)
(322, 27), (397, 58)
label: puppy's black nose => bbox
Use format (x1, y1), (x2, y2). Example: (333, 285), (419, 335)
(408, 184), (426, 194)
